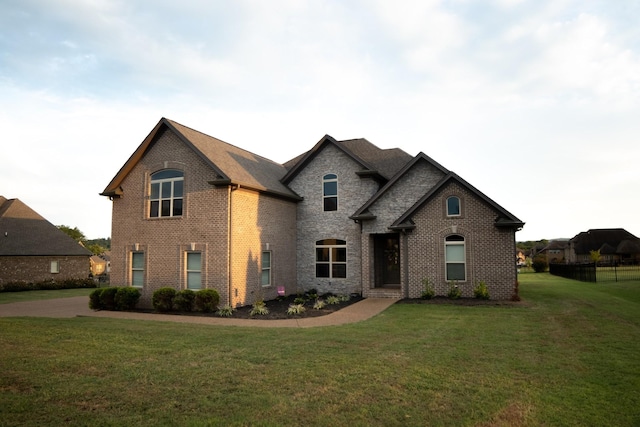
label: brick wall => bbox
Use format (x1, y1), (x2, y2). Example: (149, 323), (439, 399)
(229, 188), (297, 307)
(405, 181), (517, 300)
(109, 128), (298, 308)
(0, 256), (90, 283)
(110, 129), (230, 308)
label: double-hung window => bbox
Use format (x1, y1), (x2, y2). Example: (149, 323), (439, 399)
(445, 235), (466, 281)
(131, 252), (145, 287)
(315, 239), (347, 278)
(150, 170), (184, 218)
(261, 251), (272, 286)
(186, 252), (202, 290)
(323, 174), (338, 211)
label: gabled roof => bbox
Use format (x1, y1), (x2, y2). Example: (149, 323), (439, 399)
(282, 135), (412, 184)
(0, 197), (92, 257)
(390, 172), (525, 231)
(101, 118), (301, 201)
(350, 152), (449, 221)
(571, 228), (640, 255)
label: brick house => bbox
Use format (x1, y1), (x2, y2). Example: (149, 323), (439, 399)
(0, 196), (92, 283)
(102, 118), (524, 307)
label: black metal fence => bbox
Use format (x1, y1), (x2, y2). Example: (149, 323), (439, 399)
(550, 263), (640, 283)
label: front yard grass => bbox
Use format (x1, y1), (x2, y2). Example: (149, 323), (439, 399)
(1, 273), (639, 426)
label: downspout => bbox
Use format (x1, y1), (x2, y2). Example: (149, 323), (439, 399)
(402, 230), (410, 299)
(227, 185), (233, 307)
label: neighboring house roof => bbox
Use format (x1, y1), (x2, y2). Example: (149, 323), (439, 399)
(101, 118), (301, 201)
(0, 197), (92, 257)
(282, 135), (412, 184)
(571, 228), (640, 255)
(390, 172), (525, 231)
(540, 240), (570, 252)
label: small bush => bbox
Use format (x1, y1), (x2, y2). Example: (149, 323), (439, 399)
(174, 289), (196, 312)
(99, 287), (118, 310)
(473, 281), (490, 300)
(326, 295), (340, 305)
(216, 305), (235, 317)
(115, 287), (141, 310)
(313, 299), (326, 310)
(194, 289), (220, 313)
(250, 300), (269, 316)
(532, 255), (548, 273)
(421, 278), (435, 299)
(153, 287), (177, 312)
(447, 283), (461, 300)
(294, 296), (306, 305)
(89, 288), (104, 310)
(287, 303), (306, 315)
(338, 294), (351, 302)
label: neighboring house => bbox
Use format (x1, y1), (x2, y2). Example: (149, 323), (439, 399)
(516, 249), (526, 266)
(0, 196), (92, 283)
(101, 118), (524, 307)
(539, 239), (570, 264)
(569, 228), (640, 265)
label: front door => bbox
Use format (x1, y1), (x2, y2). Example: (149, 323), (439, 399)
(374, 233), (400, 287)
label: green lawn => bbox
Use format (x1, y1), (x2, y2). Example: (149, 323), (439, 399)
(1, 274), (639, 426)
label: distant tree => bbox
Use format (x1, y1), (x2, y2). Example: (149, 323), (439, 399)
(86, 244), (107, 256)
(532, 255), (548, 273)
(86, 238), (111, 251)
(589, 249), (601, 265)
(58, 225), (86, 244)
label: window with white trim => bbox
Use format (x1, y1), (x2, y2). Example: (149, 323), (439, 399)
(323, 174), (338, 211)
(445, 235), (466, 281)
(131, 252), (144, 287)
(186, 252), (202, 290)
(446, 196), (461, 217)
(50, 261), (60, 274)
(315, 239), (347, 278)
(150, 169), (184, 218)
(261, 251), (272, 286)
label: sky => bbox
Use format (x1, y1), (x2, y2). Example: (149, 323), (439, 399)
(1, 0), (639, 242)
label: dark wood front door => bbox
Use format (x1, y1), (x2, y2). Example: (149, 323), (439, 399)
(374, 233), (400, 287)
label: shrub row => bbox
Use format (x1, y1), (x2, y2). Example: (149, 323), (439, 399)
(0, 278), (97, 293)
(152, 288), (220, 313)
(89, 287), (141, 311)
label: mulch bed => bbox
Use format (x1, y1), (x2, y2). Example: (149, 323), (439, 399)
(232, 294), (364, 320)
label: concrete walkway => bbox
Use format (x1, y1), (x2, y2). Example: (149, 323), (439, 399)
(0, 296), (398, 328)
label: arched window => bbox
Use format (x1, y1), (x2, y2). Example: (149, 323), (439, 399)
(446, 196), (460, 217)
(315, 239), (346, 278)
(150, 170), (184, 218)
(323, 174), (338, 211)
(445, 235), (466, 281)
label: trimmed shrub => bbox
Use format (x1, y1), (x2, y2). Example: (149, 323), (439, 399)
(194, 289), (220, 313)
(0, 278), (96, 293)
(532, 255), (548, 273)
(89, 288), (104, 310)
(153, 287), (177, 312)
(99, 287), (118, 310)
(115, 287), (141, 311)
(473, 281), (490, 300)
(447, 283), (462, 300)
(174, 289), (196, 312)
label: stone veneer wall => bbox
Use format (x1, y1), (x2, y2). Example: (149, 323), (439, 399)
(288, 144), (380, 296)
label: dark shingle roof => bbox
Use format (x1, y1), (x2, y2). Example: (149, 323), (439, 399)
(0, 197), (92, 257)
(571, 228), (640, 255)
(102, 118), (301, 201)
(282, 135), (412, 184)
